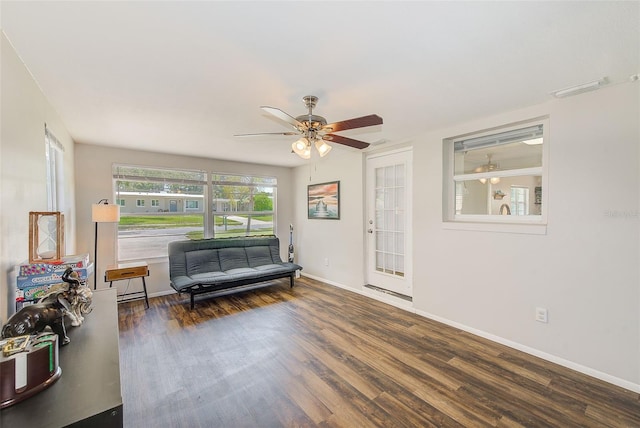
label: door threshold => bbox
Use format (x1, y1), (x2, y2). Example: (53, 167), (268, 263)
(364, 284), (412, 302)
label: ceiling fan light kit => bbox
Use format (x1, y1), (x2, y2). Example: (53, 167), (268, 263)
(476, 154), (500, 185)
(236, 95), (382, 159)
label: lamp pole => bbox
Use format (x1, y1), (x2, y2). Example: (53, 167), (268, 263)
(94, 219), (99, 290)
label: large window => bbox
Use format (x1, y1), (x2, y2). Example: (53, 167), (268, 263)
(114, 165), (207, 261)
(210, 173), (276, 239)
(444, 118), (548, 230)
(113, 166), (277, 260)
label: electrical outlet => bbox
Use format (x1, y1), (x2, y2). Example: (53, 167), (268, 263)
(324, 258), (329, 267)
(535, 307), (548, 323)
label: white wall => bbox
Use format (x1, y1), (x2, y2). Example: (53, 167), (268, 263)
(291, 150), (366, 289)
(74, 144), (294, 297)
(294, 82), (640, 390)
(1, 32), (76, 322)
(414, 83), (639, 389)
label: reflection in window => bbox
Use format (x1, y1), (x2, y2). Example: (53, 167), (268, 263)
(510, 187), (529, 216)
(448, 120), (546, 221)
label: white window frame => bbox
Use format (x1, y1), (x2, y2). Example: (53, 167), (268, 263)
(443, 117), (549, 235)
(185, 200), (199, 209)
(151, 199), (160, 207)
(136, 199), (145, 207)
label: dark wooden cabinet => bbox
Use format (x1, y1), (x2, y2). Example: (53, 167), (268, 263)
(1, 288), (123, 427)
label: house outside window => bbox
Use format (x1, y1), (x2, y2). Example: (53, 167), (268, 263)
(113, 166), (277, 260)
(114, 165), (207, 261)
(211, 173), (276, 238)
(443, 118), (548, 233)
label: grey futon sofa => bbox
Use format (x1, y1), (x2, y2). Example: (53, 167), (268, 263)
(168, 236), (302, 309)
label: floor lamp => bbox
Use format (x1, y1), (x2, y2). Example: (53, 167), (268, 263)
(92, 199), (120, 290)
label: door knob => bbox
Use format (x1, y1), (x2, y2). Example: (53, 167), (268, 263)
(367, 229), (373, 234)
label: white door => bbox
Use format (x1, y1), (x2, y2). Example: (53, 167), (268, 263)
(366, 149), (412, 297)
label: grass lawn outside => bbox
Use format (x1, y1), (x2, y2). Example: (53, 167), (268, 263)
(119, 215), (241, 229)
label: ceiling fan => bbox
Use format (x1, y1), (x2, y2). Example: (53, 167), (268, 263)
(235, 95), (383, 159)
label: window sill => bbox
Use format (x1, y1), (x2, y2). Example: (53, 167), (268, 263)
(442, 221), (547, 235)
(117, 256), (168, 265)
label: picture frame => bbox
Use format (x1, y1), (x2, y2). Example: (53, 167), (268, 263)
(308, 181), (340, 220)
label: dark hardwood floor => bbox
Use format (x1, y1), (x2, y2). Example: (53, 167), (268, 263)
(118, 277), (640, 427)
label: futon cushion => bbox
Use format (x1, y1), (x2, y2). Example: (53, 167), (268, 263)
(190, 271), (228, 282)
(218, 247), (250, 271)
(185, 249), (221, 276)
(245, 246), (273, 268)
(254, 264), (289, 273)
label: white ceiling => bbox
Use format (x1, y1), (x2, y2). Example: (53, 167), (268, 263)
(2, 1), (638, 167)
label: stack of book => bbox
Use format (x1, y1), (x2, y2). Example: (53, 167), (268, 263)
(15, 254), (93, 310)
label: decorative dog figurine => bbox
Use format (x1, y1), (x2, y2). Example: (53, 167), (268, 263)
(1, 301), (69, 345)
(2, 267), (93, 346)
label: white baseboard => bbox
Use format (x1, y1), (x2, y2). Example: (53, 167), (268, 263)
(148, 289), (177, 299)
(301, 273), (640, 393)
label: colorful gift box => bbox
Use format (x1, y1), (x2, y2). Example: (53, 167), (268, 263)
(17, 284), (54, 301)
(18, 253), (90, 277)
(16, 263), (93, 290)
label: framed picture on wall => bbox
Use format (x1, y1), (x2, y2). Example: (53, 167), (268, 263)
(308, 181), (340, 220)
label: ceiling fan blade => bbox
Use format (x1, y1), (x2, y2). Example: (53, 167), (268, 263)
(323, 114), (383, 133)
(234, 132), (299, 137)
(323, 134), (370, 150)
(260, 106), (304, 130)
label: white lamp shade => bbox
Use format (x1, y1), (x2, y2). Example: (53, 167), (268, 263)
(300, 147), (311, 159)
(92, 203), (120, 223)
(292, 138), (311, 159)
(315, 140), (332, 157)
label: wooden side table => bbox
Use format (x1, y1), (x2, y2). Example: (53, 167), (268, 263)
(105, 261), (150, 308)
